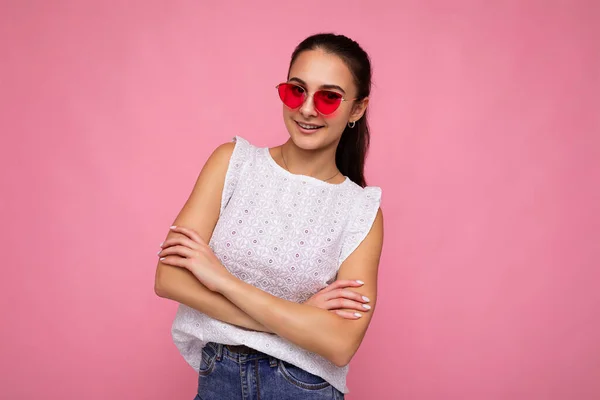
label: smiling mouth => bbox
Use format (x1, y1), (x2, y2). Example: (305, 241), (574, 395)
(295, 121), (324, 130)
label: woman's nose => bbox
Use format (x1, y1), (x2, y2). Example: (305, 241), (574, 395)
(299, 94), (319, 118)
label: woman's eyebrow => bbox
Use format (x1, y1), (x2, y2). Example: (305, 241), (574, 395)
(288, 77), (346, 94)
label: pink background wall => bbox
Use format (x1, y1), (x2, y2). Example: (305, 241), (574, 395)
(1, 1), (599, 399)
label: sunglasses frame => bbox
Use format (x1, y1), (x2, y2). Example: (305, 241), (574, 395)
(275, 82), (357, 116)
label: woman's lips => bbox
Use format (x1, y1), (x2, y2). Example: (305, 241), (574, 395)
(295, 120), (324, 134)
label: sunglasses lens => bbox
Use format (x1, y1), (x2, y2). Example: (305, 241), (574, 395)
(277, 84), (344, 115)
(278, 83), (305, 109)
(314, 90), (343, 115)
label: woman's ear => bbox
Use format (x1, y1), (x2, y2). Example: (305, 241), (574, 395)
(350, 97), (369, 122)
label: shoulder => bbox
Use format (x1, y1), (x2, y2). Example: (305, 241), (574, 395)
(209, 141), (235, 165)
(344, 181), (383, 210)
(344, 179), (382, 195)
(211, 136), (253, 160)
(338, 182), (383, 263)
(205, 136), (255, 170)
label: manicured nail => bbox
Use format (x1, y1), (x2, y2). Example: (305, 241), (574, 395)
(362, 304), (371, 310)
(354, 313), (362, 318)
(157, 250), (161, 255)
(170, 226), (177, 229)
(160, 242), (164, 247)
(356, 280), (365, 285)
(362, 296), (370, 302)
(159, 257), (165, 261)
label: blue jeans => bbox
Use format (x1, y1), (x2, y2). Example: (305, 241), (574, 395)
(194, 342), (345, 400)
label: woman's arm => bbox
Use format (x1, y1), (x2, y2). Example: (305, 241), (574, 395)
(154, 141), (270, 332)
(217, 208), (384, 367)
(159, 205), (383, 365)
(156, 267), (270, 332)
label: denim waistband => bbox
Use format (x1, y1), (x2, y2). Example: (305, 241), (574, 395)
(207, 342), (279, 366)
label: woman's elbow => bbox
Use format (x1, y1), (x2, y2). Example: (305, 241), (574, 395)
(154, 264), (171, 298)
(329, 351), (353, 368)
(330, 355), (350, 368)
(154, 280), (167, 298)
(327, 340), (359, 368)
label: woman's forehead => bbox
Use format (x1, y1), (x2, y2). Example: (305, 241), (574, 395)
(288, 50), (354, 91)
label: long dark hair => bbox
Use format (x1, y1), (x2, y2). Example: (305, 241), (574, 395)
(288, 33), (372, 187)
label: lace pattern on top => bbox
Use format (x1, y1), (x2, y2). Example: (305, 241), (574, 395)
(171, 136), (382, 394)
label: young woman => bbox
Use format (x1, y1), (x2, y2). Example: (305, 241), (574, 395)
(155, 33), (384, 400)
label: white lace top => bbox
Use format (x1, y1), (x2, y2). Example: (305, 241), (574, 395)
(171, 136), (382, 393)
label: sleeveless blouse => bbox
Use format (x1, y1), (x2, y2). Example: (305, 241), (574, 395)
(171, 136), (382, 393)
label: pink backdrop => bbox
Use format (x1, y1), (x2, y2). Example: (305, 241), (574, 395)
(1, 1), (599, 399)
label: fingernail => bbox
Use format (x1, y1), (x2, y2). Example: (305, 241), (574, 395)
(356, 280), (365, 285)
(159, 257), (166, 261)
(160, 242), (164, 247)
(362, 304), (371, 310)
(170, 226), (177, 229)
(157, 250), (161, 255)
(362, 296), (370, 302)
(354, 313), (362, 318)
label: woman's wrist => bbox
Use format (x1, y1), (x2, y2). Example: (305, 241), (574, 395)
(214, 271), (242, 296)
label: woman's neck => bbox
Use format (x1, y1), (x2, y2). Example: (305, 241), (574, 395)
(276, 140), (343, 183)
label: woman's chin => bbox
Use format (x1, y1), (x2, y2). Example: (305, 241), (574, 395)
(289, 131), (325, 151)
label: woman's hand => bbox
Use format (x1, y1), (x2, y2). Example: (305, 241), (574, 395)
(304, 280), (372, 320)
(158, 226), (231, 292)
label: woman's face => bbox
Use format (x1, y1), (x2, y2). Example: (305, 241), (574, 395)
(282, 49), (368, 151)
